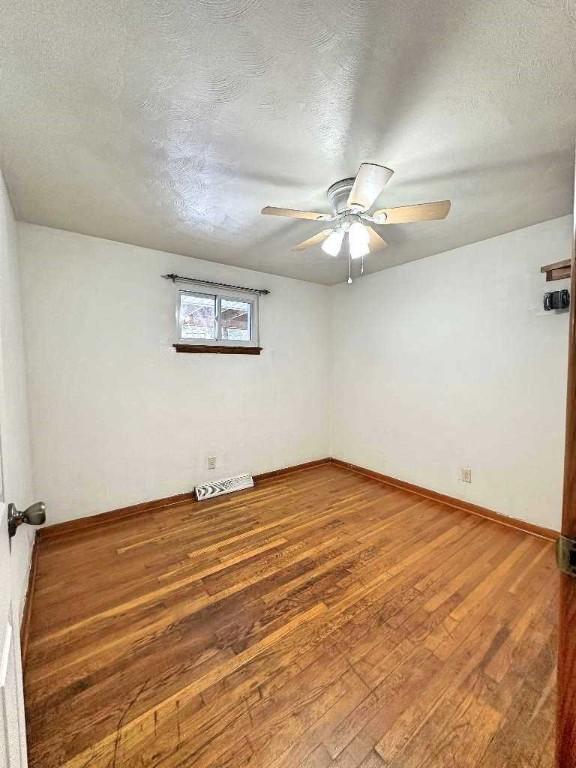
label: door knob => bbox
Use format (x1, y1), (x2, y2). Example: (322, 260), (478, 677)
(8, 501), (46, 538)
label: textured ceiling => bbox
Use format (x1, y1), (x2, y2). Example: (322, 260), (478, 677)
(0, 0), (575, 284)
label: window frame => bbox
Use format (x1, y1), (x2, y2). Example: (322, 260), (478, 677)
(176, 288), (259, 348)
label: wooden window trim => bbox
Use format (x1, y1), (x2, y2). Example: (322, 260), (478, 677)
(173, 344), (262, 355)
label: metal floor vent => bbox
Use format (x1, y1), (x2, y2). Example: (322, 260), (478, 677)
(195, 473), (254, 501)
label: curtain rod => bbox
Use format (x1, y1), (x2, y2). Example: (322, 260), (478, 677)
(162, 273), (270, 296)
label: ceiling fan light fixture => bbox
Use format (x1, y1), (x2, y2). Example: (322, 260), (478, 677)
(321, 230), (344, 257)
(261, 163), (451, 271)
(350, 240), (370, 260)
(348, 222), (370, 259)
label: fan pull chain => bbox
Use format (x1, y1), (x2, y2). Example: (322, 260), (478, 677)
(361, 254), (365, 276)
(347, 250), (352, 284)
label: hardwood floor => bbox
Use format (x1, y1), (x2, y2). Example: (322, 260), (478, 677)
(24, 464), (558, 768)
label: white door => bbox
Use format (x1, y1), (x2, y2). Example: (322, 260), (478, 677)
(0, 469), (28, 767)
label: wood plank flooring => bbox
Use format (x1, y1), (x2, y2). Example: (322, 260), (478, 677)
(24, 464), (558, 767)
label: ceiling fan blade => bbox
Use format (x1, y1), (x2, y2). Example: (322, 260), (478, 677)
(292, 229), (333, 251)
(261, 206), (328, 221)
(347, 163), (394, 212)
(375, 200), (451, 224)
(366, 226), (388, 252)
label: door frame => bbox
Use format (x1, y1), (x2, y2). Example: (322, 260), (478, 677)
(557, 162), (576, 767)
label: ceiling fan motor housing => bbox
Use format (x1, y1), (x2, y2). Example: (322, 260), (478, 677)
(327, 178), (356, 214)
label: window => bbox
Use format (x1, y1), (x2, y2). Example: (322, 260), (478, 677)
(176, 289), (259, 350)
(179, 293), (216, 340)
(219, 298), (252, 342)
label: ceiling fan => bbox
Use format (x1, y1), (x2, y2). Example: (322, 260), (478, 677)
(261, 163), (451, 281)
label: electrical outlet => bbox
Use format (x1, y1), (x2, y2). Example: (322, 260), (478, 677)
(207, 456), (217, 471)
(460, 467), (472, 484)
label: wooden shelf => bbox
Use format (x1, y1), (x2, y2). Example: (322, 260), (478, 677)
(541, 258), (571, 282)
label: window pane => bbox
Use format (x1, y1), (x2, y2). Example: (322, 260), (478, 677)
(179, 293), (216, 339)
(220, 299), (251, 342)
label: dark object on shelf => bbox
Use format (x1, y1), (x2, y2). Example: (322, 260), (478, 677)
(544, 289), (570, 312)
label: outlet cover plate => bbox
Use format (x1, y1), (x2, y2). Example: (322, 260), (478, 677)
(460, 467), (472, 483)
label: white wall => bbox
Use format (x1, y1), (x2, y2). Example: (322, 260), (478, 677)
(17, 216), (573, 531)
(331, 216), (572, 531)
(19, 224), (331, 525)
(0, 171), (35, 622)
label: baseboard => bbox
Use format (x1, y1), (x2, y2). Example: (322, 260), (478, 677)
(20, 533), (39, 663)
(37, 457), (333, 542)
(35, 456), (553, 545)
(330, 458), (559, 542)
(253, 457), (332, 482)
(37, 490), (197, 542)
